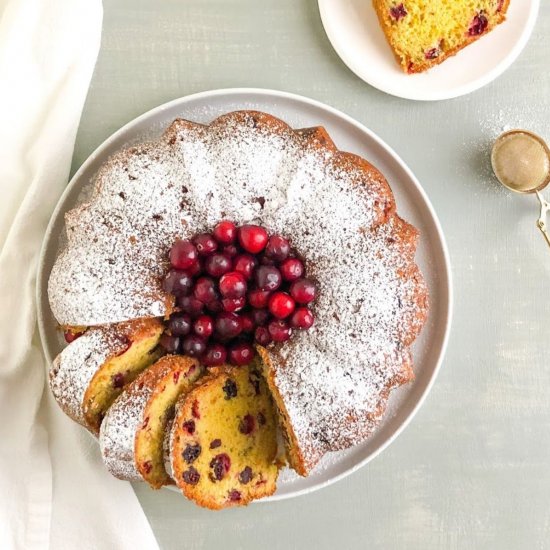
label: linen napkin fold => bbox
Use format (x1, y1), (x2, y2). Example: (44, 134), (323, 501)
(0, 1), (159, 548)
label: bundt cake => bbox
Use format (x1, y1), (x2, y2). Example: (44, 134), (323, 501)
(170, 363), (279, 509)
(100, 355), (203, 487)
(373, 0), (510, 73)
(49, 318), (163, 433)
(47, 110), (428, 505)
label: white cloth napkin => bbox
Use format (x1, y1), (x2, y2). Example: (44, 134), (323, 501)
(0, 1), (160, 548)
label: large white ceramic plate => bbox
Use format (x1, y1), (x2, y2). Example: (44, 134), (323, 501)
(318, 0), (539, 101)
(37, 88), (452, 501)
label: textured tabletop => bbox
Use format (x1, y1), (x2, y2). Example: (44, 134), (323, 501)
(72, 1), (550, 548)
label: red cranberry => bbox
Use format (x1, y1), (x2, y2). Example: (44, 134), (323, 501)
(160, 333), (180, 353)
(222, 297), (246, 312)
(193, 315), (213, 338)
(268, 292), (295, 319)
(268, 319), (292, 342)
(254, 326), (272, 346)
(290, 307), (314, 329)
(204, 253), (232, 277)
(193, 277), (219, 303)
(202, 343), (227, 366)
(248, 289), (271, 309)
(219, 271), (247, 298)
(290, 278), (316, 304)
(251, 308), (270, 326)
(238, 225), (268, 254)
(177, 295), (204, 317)
(169, 239), (198, 270)
(255, 265), (282, 292)
(240, 312), (255, 332)
(238, 413), (256, 434)
(184, 259), (202, 277)
(210, 453), (231, 481)
(193, 233), (217, 255)
(213, 220), (237, 244)
(206, 299), (223, 313)
(182, 335), (206, 357)
(469, 13), (488, 36)
(390, 3), (407, 20)
(279, 258), (304, 281)
(63, 330), (81, 343)
(233, 254), (257, 279)
(162, 269), (193, 296)
(215, 312), (242, 340)
(168, 313), (192, 336)
(265, 235), (290, 261)
(222, 244), (239, 257)
(229, 342), (255, 366)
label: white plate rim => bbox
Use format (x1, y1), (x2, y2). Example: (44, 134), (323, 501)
(36, 87), (453, 502)
(318, 0), (540, 101)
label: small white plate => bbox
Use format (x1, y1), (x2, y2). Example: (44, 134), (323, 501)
(37, 88), (452, 501)
(318, 0), (539, 101)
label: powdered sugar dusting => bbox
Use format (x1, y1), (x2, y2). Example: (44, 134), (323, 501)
(49, 111), (427, 472)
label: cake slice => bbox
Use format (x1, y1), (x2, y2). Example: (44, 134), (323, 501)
(99, 355), (203, 487)
(49, 318), (164, 434)
(170, 363), (280, 509)
(373, 0), (510, 73)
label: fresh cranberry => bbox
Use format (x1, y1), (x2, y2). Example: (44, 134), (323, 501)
(228, 489), (242, 502)
(238, 225), (268, 254)
(215, 312), (242, 340)
(210, 453), (231, 481)
(240, 311), (255, 332)
(279, 258), (304, 281)
(255, 265), (282, 292)
(268, 319), (292, 342)
(169, 239), (198, 270)
(233, 254), (257, 279)
(204, 253), (232, 277)
(264, 235), (290, 261)
(469, 12), (488, 36)
(389, 3), (407, 21)
(160, 333), (180, 353)
(219, 271), (247, 298)
(251, 308), (270, 326)
(290, 307), (314, 329)
(193, 315), (213, 339)
(248, 288), (271, 308)
(268, 292), (295, 319)
(202, 343), (227, 366)
(254, 326), (272, 346)
(213, 220), (237, 244)
(184, 259), (203, 277)
(193, 233), (218, 255)
(206, 299), (223, 313)
(239, 413), (256, 434)
(222, 244), (239, 257)
(162, 269), (193, 296)
(290, 278), (316, 304)
(229, 342), (255, 366)
(168, 313), (192, 336)
(63, 330), (81, 343)
(182, 335), (206, 357)
(193, 277), (219, 303)
(222, 297), (246, 312)
(177, 295), (204, 317)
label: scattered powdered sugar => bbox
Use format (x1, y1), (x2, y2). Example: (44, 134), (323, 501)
(98, 377), (153, 482)
(49, 111), (427, 471)
(49, 325), (132, 428)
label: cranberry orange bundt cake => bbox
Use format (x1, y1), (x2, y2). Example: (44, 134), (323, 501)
(100, 355), (203, 487)
(373, 0), (510, 73)
(49, 318), (163, 433)
(170, 364), (279, 509)
(48, 110), (428, 497)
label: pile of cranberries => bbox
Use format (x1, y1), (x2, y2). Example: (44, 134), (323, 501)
(159, 221), (317, 367)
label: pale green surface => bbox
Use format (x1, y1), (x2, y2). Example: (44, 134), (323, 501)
(73, 1), (550, 548)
